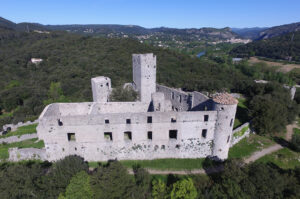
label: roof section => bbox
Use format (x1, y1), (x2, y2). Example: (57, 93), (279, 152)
(212, 93), (238, 105)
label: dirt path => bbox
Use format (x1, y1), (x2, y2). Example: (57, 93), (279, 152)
(286, 123), (298, 141)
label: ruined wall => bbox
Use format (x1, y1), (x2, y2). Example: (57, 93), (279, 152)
(38, 110), (217, 161)
(191, 91), (212, 111)
(156, 84), (191, 111)
(230, 123), (251, 146)
(9, 148), (46, 161)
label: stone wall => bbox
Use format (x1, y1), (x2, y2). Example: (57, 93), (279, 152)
(8, 148), (46, 162)
(2, 120), (38, 132)
(156, 84), (191, 111)
(230, 122), (251, 146)
(38, 110), (218, 161)
(0, 133), (38, 144)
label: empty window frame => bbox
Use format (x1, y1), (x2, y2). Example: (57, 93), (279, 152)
(67, 133), (76, 141)
(230, 119), (233, 127)
(147, 116), (152, 123)
(204, 115), (209, 122)
(171, 117), (176, 123)
(171, 92), (175, 99)
(58, 119), (63, 126)
(104, 132), (113, 141)
(202, 129), (207, 138)
(147, 131), (152, 140)
(126, 119), (131, 124)
(124, 131), (132, 141)
(169, 130), (178, 140)
(179, 95), (182, 103)
(105, 119), (109, 124)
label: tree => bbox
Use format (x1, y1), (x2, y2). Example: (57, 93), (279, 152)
(134, 166), (151, 198)
(91, 161), (136, 199)
(170, 178), (197, 199)
(291, 133), (300, 151)
(110, 86), (138, 102)
(59, 171), (93, 199)
(152, 179), (167, 199)
(41, 155), (89, 198)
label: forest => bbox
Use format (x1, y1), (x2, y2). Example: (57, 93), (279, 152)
(0, 155), (300, 199)
(230, 31), (300, 62)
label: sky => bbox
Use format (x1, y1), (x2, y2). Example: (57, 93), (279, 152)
(1, 0), (300, 28)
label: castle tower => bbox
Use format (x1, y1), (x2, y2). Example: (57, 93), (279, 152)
(212, 93), (238, 160)
(91, 76), (111, 102)
(132, 53), (157, 103)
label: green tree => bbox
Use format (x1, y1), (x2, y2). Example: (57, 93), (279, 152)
(291, 133), (300, 151)
(60, 171), (93, 199)
(91, 161), (136, 199)
(110, 86), (138, 102)
(170, 178), (197, 199)
(43, 82), (69, 105)
(134, 166), (151, 198)
(152, 179), (167, 199)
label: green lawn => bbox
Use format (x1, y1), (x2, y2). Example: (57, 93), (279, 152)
(228, 134), (275, 159)
(0, 124), (37, 139)
(89, 158), (206, 171)
(293, 128), (300, 135)
(0, 138), (44, 160)
(256, 148), (300, 169)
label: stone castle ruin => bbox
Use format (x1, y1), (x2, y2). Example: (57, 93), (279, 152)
(37, 53), (238, 161)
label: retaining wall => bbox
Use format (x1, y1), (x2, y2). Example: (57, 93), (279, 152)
(230, 122), (251, 146)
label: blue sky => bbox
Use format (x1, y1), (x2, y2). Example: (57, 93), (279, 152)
(1, 0), (300, 28)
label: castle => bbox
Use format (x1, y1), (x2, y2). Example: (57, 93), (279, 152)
(37, 53), (238, 161)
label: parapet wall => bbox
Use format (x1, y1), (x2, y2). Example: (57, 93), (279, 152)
(230, 122), (251, 146)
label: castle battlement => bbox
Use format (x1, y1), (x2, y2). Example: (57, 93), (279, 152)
(37, 53), (237, 161)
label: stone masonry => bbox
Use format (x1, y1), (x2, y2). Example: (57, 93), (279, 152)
(37, 53), (238, 161)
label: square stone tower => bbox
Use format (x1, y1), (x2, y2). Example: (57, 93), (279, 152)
(132, 53), (157, 103)
(91, 76), (111, 102)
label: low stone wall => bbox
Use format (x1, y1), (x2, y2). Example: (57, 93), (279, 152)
(8, 148), (46, 162)
(231, 123), (251, 147)
(3, 119), (38, 132)
(0, 134), (38, 144)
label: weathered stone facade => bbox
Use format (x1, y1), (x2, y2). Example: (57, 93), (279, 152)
(37, 53), (238, 161)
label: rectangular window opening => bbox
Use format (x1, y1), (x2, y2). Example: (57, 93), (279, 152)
(67, 133), (76, 141)
(104, 132), (113, 141)
(230, 119), (233, 127)
(169, 130), (178, 140)
(147, 116), (152, 123)
(124, 131), (132, 141)
(126, 119), (131, 124)
(202, 129), (207, 138)
(171, 118), (176, 123)
(105, 119), (109, 124)
(147, 131), (152, 140)
(204, 115), (209, 122)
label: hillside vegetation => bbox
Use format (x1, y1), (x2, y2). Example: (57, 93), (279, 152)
(230, 31), (300, 62)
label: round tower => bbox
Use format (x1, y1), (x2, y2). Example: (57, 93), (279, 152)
(212, 93), (238, 160)
(91, 76), (111, 102)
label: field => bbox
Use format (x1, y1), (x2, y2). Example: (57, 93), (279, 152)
(228, 134), (275, 159)
(89, 158), (206, 171)
(257, 148), (300, 169)
(248, 57), (300, 73)
(0, 124), (37, 139)
(0, 138), (44, 160)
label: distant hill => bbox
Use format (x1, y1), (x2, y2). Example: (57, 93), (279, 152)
(231, 27), (268, 40)
(230, 31), (300, 61)
(257, 22), (300, 40)
(0, 16), (48, 32)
